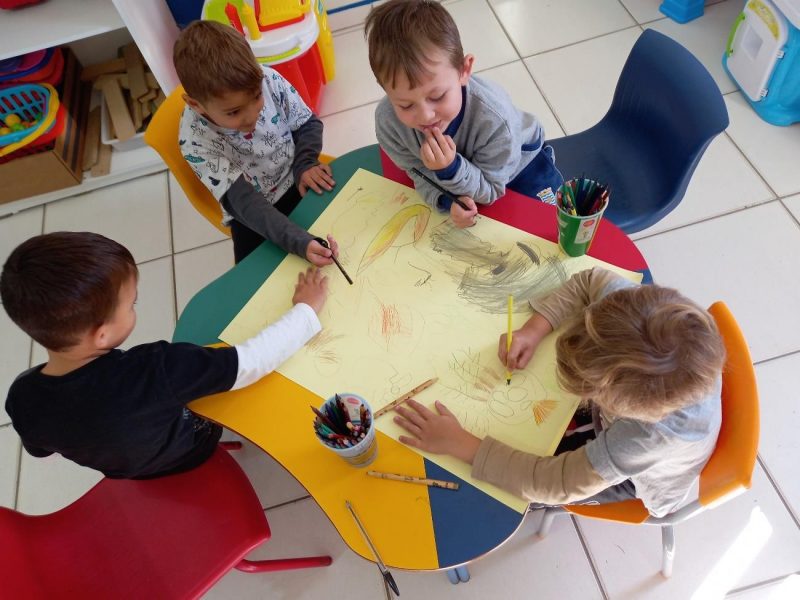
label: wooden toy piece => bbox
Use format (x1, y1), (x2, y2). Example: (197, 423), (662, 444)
(154, 90), (166, 108)
(99, 77), (136, 141)
(82, 107), (102, 170)
(127, 94), (143, 131)
(145, 72), (158, 90)
(80, 57), (126, 82)
(122, 43), (149, 101)
(91, 142), (112, 177)
(139, 89), (157, 103)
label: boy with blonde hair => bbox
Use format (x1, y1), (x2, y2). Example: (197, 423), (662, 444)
(365, 0), (563, 228)
(2, 232), (328, 478)
(394, 268), (726, 517)
(174, 20), (337, 263)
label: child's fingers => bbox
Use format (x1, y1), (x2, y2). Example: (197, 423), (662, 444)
(316, 166), (335, 187)
(393, 415), (422, 437)
(319, 163), (333, 176)
(498, 333), (509, 362)
(395, 403), (427, 428)
(426, 131), (446, 162)
(398, 434), (422, 449)
(434, 400), (454, 418)
(326, 235), (340, 257)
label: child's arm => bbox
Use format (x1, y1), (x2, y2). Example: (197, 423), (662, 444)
(394, 399), (611, 505)
(232, 267), (328, 389)
(222, 176), (337, 267)
(291, 114), (335, 195)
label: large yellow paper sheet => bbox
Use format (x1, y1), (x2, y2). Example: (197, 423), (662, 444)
(221, 169), (642, 512)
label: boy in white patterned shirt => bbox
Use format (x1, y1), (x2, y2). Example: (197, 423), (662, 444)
(174, 20), (338, 263)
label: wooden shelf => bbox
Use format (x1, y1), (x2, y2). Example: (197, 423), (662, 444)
(0, 145), (165, 217)
(0, 0), (123, 61)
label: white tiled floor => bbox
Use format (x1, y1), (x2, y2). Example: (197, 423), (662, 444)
(1, 1), (799, 598)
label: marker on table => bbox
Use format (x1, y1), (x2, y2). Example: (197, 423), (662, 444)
(410, 168), (470, 211)
(367, 470), (459, 490)
(373, 377), (438, 419)
(506, 295), (513, 385)
(345, 500), (400, 597)
(314, 237), (353, 285)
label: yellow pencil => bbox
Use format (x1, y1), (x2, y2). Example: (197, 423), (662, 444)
(506, 295), (513, 385)
(373, 377), (438, 418)
(367, 470), (460, 490)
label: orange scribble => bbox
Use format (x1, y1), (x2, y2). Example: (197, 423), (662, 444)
(532, 399), (558, 425)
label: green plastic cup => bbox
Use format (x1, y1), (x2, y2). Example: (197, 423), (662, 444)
(556, 181), (608, 257)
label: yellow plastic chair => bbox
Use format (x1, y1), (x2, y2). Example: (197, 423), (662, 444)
(144, 86), (333, 236)
(536, 302), (760, 578)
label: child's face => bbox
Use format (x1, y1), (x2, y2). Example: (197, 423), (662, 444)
(383, 50), (474, 134)
(185, 87), (265, 133)
(100, 275), (138, 350)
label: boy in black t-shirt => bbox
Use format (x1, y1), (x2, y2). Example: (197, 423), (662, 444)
(1, 231), (328, 479)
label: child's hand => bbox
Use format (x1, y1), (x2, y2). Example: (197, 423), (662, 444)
(299, 164), (335, 195)
(292, 267), (328, 314)
(450, 195), (478, 228)
(305, 235), (339, 267)
(420, 128), (456, 171)
(499, 328), (542, 371)
(394, 399), (482, 464)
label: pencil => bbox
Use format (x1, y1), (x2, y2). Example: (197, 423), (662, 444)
(410, 167), (470, 211)
(367, 470), (460, 490)
(506, 295), (513, 385)
(314, 237), (353, 285)
(373, 377), (438, 418)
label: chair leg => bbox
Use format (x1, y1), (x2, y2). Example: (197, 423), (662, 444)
(661, 525), (675, 578)
(235, 555), (332, 572)
(537, 507), (559, 538)
(219, 441), (243, 451)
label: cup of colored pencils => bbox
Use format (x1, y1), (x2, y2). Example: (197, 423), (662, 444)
(555, 177), (609, 257)
(312, 393), (377, 467)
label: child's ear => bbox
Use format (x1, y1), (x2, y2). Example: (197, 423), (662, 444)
(91, 323), (112, 350)
(182, 93), (205, 113)
(459, 54), (475, 85)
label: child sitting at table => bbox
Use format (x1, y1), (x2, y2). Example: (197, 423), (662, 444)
(174, 20), (337, 263)
(393, 268), (725, 517)
(365, 0), (563, 229)
(1, 231), (328, 479)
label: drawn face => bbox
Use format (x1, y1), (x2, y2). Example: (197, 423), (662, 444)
(383, 49), (474, 133)
(187, 86), (265, 133)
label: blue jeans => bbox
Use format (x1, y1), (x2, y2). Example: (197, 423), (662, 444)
(507, 144), (564, 205)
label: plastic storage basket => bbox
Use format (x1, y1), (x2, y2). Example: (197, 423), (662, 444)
(0, 83), (59, 157)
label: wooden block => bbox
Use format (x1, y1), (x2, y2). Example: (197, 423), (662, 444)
(145, 71), (158, 90)
(91, 143), (112, 177)
(128, 93), (143, 131)
(140, 97), (152, 120)
(82, 106), (102, 170)
(154, 90), (166, 108)
(100, 77), (136, 141)
(122, 42), (149, 100)
(139, 89), (157, 103)
(93, 73), (129, 90)
(80, 57), (126, 82)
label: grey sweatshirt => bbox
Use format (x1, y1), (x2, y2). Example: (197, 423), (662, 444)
(375, 75), (544, 206)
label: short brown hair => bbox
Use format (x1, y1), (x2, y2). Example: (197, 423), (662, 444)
(173, 20), (263, 102)
(556, 285), (726, 422)
(365, 0), (465, 88)
(0, 232), (138, 351)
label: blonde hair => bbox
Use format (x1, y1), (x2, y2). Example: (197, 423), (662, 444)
(173, 20), (263, 102)
(365, 0), (465, 88)
(556, 285), (725, 422)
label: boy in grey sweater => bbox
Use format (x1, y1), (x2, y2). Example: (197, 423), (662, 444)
(365, 0), (563, 228)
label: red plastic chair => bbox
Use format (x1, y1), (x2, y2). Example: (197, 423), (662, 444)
(0, 447), (332, 599)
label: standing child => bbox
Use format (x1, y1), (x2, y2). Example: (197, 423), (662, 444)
(393, 268), (725, 517)
(1, 232), (328, 479)
(174, 20), (338, 263)
(365, 0), (563, 229)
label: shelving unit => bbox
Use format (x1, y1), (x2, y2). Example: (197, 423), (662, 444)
(0, 0), (180, 218)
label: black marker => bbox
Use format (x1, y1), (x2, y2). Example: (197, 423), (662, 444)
(411, 168), (470, 211)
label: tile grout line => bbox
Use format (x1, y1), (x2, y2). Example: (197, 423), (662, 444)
(720, 130), (784, 200)
(756, 454), (800, 529)
(753, 348), (800, 366)
(727, 570), (800, 597)
(632, 197), (781, 243)
(571, 516), (611, 600)
(778, 196), (800, 230)
(518, 24), (645, 62)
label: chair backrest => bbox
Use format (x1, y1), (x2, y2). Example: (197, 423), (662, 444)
(144, 86), (231, 236)
(566, 301), (759, 523)
(608, 29), (729, 188)
(700, 302), (759, 506)
(0, 448), (269, 599)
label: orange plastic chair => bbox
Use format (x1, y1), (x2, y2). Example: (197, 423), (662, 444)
(144, 86), (333, 236)
(0, 447), (332, 599)
(536, 302), (759, 578)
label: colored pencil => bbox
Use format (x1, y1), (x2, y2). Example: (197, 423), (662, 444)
(373, 377), (438, 418)
(367, 470), (460, 490)
(314, 237), (353, 285)
(410, 167), (470, 211)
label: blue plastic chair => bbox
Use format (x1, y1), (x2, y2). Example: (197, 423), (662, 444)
(547, 30), (729, 234)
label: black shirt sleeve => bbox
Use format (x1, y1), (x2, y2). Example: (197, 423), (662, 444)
(159, 343), (239, 404)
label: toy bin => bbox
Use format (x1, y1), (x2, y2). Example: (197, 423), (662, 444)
(0, 83), (60, 157)
(723, 0), (800, 126)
